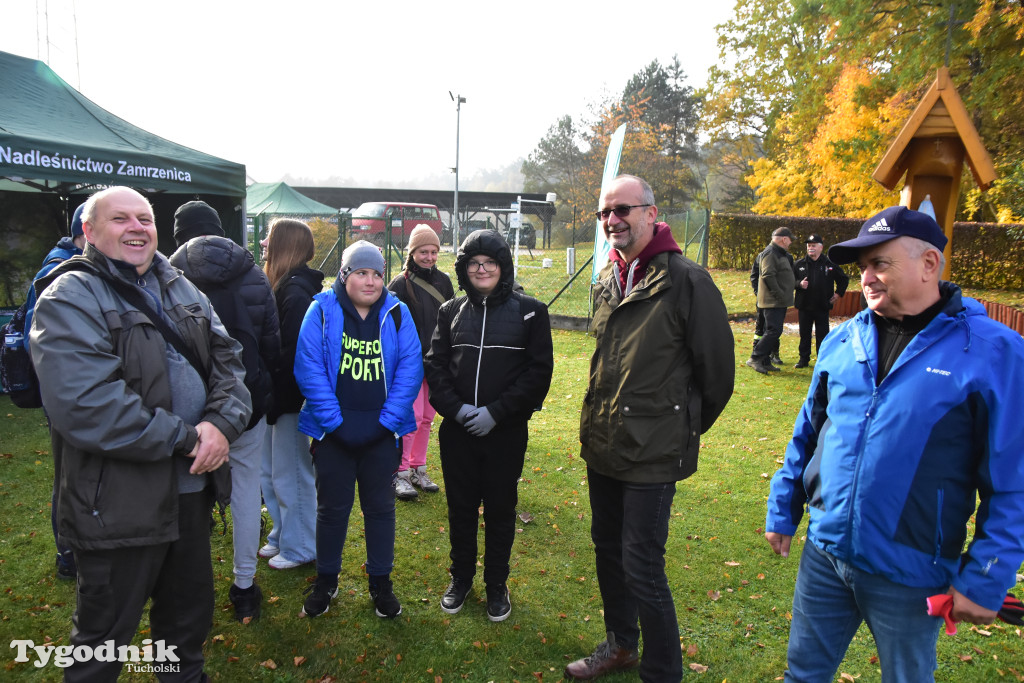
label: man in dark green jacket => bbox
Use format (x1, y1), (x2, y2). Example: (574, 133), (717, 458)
(567, 175), (735, 682)
(748, 227), (795, 374)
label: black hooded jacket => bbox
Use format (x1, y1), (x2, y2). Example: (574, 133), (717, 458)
(424, 229), (553, 425)
(170, 236), (280, 427)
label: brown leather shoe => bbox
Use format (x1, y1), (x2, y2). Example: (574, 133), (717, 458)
(564, 639), (639, 680)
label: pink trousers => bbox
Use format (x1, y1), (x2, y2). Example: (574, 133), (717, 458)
(400, 379), (436, 471)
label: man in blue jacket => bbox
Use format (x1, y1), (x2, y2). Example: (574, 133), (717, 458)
(765, 206), (1024, 682)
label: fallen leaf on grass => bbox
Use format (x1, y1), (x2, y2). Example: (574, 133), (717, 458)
(707, 590), (721, 601)
(840, 673), (857, 681)
(226, 656), (239, 663)
(685, 643), (698, 657)
(688, 662), (708, 672)
(959, 654), (973, 662)
(260, 659), (277, 670)
(294, 656), (306, 666)
(519, 512), (534, 524)
(724, 561), (740, 567)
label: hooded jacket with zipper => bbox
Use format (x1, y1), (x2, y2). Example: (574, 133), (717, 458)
(766, 282), (1024, 611)
(169, 235), (281, 427)
(756, 242), (795, 309)
(294, 285), (422, 441)
(424, 229), (553, 425)
(30, 245), (251, 551)
(581, 223), (735, 484)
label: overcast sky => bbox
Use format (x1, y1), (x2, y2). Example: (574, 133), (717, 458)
(4, 0), (735, 189)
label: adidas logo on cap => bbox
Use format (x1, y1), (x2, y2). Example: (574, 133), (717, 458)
(867, 218), (891, 233)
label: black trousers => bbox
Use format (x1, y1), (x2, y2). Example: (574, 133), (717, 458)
(798, 308), (830, 361)
(438, 418), (527, 586)
(66, 490), (214, 683)
(752, 307), (787, 362)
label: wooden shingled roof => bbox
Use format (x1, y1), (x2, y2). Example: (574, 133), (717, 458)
(872, 67), (997, 191)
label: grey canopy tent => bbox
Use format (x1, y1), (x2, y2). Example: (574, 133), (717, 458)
(0, 50), (246, 305)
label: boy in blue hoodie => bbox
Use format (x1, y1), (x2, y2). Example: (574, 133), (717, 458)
(294, 241), (422, 619)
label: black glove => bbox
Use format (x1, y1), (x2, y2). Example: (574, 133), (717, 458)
(998, 592), (1024, 626)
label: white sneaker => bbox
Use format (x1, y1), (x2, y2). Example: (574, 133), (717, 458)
(393, 473), (419, 501)
(411, 467), (440, 492)
(258, 543), (279, 559)
(268, 554), (312, 570)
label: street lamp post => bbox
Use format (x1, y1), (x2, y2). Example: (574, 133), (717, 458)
(449, 91), (466, 247)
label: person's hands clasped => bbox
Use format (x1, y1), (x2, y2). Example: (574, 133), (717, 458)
(455, 404), (476, 425)
(188, 421), (230, 474)
(464, 407), (497, 437)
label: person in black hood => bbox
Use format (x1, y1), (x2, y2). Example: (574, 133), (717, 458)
(424, 229), (553, 623)
(170, 200), (281, 623)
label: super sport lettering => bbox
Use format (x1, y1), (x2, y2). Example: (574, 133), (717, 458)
(339, 335), (384, 381)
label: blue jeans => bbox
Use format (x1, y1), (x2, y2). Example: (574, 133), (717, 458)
(786, 542), (945, 683)
(588, 467), (680, 683)
(260, 413), (316, 563)
(311, 433), (401, 576)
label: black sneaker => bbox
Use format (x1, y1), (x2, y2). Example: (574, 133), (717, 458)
(228, 583), (262, 623)
(301, 575), (338, 618)
(55, 551), (76, 581)
(486, 583), (511, 622)
(440, 577), (472, 614)
(368, 575), (402, 618)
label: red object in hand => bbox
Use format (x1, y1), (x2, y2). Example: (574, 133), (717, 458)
(927, 591), (1024, 636)
(926, 594), (957, 635)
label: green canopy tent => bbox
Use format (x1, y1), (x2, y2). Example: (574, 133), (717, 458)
(246, 181), (341, 268)
(0, 50), (246, 305)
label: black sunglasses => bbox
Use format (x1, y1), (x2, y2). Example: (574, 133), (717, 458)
(594, 204), (651, 220)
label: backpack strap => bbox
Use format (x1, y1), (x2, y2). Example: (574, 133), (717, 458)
(60, 262), (209, 382)
(408, 272), (447, 304)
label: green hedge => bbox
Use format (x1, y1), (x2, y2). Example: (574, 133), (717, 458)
(711, 213), (1024, 289)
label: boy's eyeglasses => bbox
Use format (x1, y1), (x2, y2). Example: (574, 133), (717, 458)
(594, 204), (651, 220)
(466, 260), (498, 273)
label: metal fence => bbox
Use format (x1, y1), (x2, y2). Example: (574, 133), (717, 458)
(249, 209), (710, 324)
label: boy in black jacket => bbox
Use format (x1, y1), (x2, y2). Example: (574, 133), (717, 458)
(425, 229), (553, 622)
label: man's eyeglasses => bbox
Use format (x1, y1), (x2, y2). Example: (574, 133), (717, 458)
(466, 259), (499, 273)
(594, 204), (651, 220)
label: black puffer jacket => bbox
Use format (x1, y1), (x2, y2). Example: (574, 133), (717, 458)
(388, 262), (455, 356)
(170, 236), (280, 427)
(273, 265), (324, 418)
(425, 230), (553, 425)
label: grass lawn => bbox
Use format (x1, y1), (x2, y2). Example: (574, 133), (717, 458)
(3, 327), (1023, 682)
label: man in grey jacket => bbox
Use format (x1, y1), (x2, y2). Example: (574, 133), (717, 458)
(31, 186), (251, 682)
(747, 227), (795, 374)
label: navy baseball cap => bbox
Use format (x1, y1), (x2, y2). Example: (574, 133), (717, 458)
(828, 206), (948, 265)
